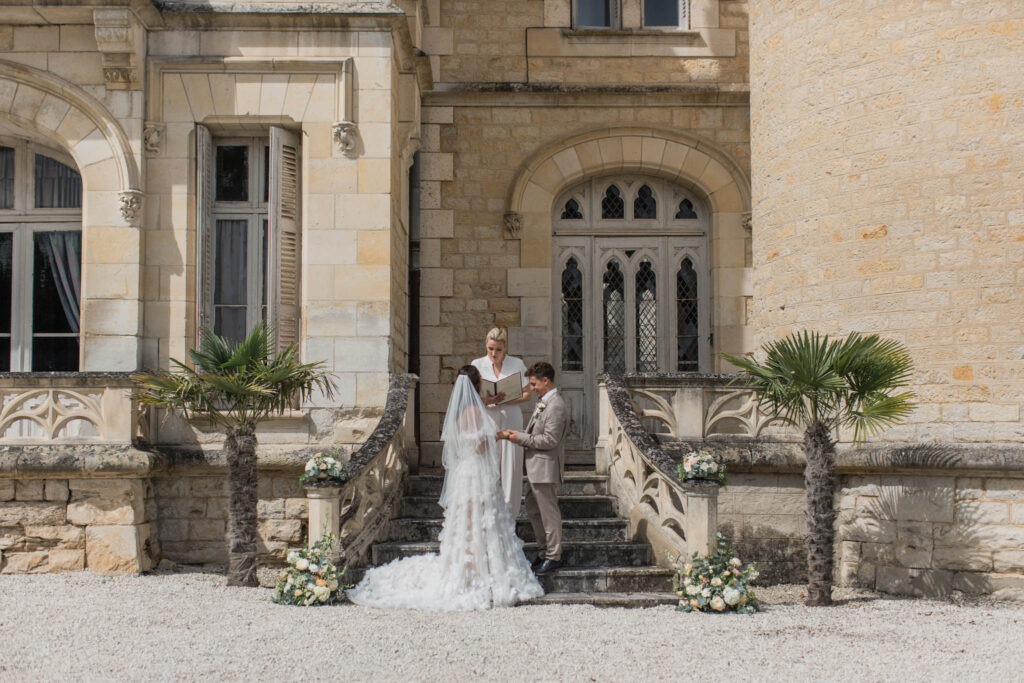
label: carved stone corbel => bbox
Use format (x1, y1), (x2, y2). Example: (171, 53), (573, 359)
(332, 121), (358, 156)
(143, 122), (163, 156)
(742, 211), (752, 232)
(503, 212), (522, 240)
(94, 9), (143, 90)
(119, 190), (143, 226)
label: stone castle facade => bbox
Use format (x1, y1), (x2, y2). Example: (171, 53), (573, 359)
(0, 0), (1021, 597)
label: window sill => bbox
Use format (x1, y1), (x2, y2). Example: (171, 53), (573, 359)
(526, 26), (736, 59)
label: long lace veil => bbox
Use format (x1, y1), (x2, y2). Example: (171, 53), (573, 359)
(438, 374), (499, 509)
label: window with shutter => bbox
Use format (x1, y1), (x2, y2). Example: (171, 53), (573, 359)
(269, 127), (300, 354)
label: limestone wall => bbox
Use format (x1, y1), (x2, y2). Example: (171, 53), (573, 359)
(720, 470), (1024, 599)
(749, 1), (1024, 442)
(0, 477), (155, 574)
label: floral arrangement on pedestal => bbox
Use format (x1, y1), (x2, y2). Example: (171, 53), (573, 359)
(299, 451), (352, 487)
(272, 533), (346, 606)
(676, 448), (727, 486)
(674, 534), (759, 614)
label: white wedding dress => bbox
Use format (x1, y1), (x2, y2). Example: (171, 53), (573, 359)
(347, 375), (543, 611)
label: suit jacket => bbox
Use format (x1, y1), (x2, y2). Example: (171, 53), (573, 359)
(517, 390), (568, 485)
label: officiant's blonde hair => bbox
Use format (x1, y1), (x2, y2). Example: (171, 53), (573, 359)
(485, 327), (508, 346)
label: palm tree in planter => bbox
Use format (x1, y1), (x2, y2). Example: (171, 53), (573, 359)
(134, 323), (334, 587)
(724, 331), (915, 606)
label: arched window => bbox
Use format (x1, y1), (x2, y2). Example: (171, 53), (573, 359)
(675, 198), (698, 219)
(0, 140), (82, 371)
(676, 258), (699, 371)
(601, 185), (624, 219)
(602, 260), (625, 372)
(634, 184), (656, 219)
(635, 260), (657, 371)
(561, 198), (583, 220)
(560, 257), (584, 371)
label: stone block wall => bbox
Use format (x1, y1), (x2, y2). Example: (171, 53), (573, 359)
(719, 469), (1024, 599)
(0, 477), (155, 574)
(749, 0), (1024, 442)
(153, 470), (308, 567)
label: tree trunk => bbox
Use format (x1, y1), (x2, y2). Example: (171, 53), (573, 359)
(803, 422), (837, 606)
(225, 428), (259, 587)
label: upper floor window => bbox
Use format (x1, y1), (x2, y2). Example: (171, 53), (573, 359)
(644, 0), (688, 28)
(573, 1), (689, 30)
(196, 126), (301, 352)
(0, 139), (82, 371)
(575, 0), (619, 29)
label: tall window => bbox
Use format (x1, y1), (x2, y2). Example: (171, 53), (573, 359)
(676, 258), (699, 371)
(0, 140), (82, 371)
(602, 260), (625, 372)
(196, 126), (300, 351)
(576, 0), (618, 28)
(561, 257), (584, 371)
(635, 260), (657, 371)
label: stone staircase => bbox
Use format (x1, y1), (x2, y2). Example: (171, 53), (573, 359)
(352, 470), (678, 607)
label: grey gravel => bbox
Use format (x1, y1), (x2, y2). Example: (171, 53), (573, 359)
(1, 572), (1022, 681)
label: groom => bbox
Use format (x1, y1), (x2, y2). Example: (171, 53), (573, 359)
(497, 361), (568, 576)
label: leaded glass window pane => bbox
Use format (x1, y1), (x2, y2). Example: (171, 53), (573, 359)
(34, 155), (82, 209)
(634, 184), (656, 219)
(602, 260), (625, 373)
(675, 198), (698, 219)
(635, 260), (657, 372)
(645, 0), (679, 26)
(561, 257), (584, 371)
(561, 198), (583, 220)
(0, 147), (13, 210)
(601, 185), (624, 219)
(578, 0), (612, 27)
(677, 258), (699, 371)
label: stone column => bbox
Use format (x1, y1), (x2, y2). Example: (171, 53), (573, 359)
(684, 481), (719, 557)
(306, 486), (342, 547)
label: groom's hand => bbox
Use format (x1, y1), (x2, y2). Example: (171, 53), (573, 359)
(505, 430), (519, 444)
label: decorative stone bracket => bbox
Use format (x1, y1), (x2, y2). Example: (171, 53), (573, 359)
(742, 211), (752, 232)
(94, 9), (145, 90)
(119, 190), (143, 227)
(503, 212), (522, 239)
(332, 121), (358, 156)
(143, 122), (164, 156)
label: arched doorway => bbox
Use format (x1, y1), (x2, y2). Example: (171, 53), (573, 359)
(552, 175), (711, 449)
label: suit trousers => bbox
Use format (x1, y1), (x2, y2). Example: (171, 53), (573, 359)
(524, 481), (562, 562)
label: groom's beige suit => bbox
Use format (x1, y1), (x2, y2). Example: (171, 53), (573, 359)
(516, 389), (568, 562)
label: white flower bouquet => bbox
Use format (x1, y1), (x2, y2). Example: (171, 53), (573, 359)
(272, 533), (347, 606)
(299, 452), (352, 487)
(676, 448), (726, 486)
(673, 534), (759, 614)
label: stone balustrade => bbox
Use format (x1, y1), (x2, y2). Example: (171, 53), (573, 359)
(596, 374), (719, 568)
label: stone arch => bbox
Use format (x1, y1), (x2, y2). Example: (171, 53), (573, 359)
(507, 127), (750, 224)
(0, 59), (140, 198)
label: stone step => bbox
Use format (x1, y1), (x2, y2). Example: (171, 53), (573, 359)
(399, 495), (617, 519)
(344, 566), (676, 595)
(386, 518), (629, 543)
(371, 540), (652, 568)
(406, 473), (609, 497)
(521, 592), (678, 608)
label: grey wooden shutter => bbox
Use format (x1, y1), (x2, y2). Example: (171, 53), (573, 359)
(195, 123), (214, 344)
(268, 126), (301, 354)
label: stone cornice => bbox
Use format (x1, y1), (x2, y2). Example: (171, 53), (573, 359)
(423, 84), (750, 106)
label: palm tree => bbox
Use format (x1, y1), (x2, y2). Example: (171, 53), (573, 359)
(724, 331), (915, 606)
(134, 323), (334, 587)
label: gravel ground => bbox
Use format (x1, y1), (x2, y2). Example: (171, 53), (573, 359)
(1, 572), (1022, 681)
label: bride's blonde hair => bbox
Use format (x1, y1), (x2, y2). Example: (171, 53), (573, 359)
(485, 327), (508, 346)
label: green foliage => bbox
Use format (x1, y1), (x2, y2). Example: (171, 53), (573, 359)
(674, 534), (759, 614)
(133, 323), (335, 432)
(723, 331), (915, 441)
(272, 533), (347, 606)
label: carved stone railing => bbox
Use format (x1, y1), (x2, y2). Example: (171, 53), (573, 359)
(0, 373), (138, 444)
(618, 373), (798, 441)
(313, 373), (417, 567)
(596, 374), (718, 568)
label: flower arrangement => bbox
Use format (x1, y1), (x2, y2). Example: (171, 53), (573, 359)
(272, 533), (347, 606)
(299, 451), (352, 487)
(677, 448), (726, 486)
(673, 534), (759, 614)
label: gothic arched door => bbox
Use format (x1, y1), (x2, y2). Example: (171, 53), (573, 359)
(552, 176), (711, 451)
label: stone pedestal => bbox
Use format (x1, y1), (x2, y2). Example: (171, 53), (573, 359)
(684, 481), (720, 557)
(306, 486), (342, 547)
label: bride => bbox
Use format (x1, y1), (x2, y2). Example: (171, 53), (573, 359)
(347, 365), (543, 611)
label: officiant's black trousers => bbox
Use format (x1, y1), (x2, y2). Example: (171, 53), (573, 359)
(525, 482), (562, 561)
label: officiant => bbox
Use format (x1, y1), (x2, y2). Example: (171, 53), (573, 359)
(472, 327), (532, 517)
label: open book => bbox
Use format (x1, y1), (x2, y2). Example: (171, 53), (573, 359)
(481, 372), (523, 406)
